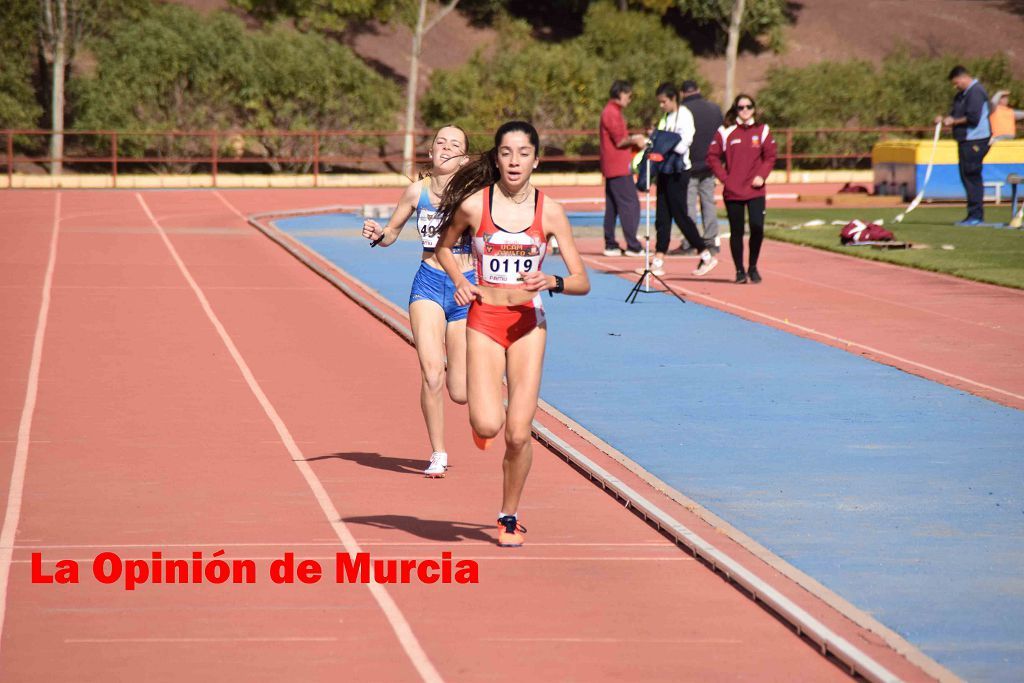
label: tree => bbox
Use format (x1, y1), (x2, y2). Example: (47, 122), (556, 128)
(723, 0), (745, 106)
(38, 0), (85, 174)
(230, 0), (393, 32)
(0, 0), (42, 132)
(72, 5), (400, 171)
(635, 0), (788, 53)
(36, 0), (149, 174)
(422, 4), (705, 156)
(757, 52), (1024, 167)
(234, 0), (449, 175)
(402, 0), (459, 177)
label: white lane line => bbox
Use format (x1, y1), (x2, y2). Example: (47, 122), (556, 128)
(213, 190), (255, 223)
(530, 421), (904, 683)
(0, 192), (61, 657)
(51, 285), (319, 291)
(482, 637), (742, 644)
(66, 637), (337, 644)
(245, 212), (927, 681)
(768, 268), (1023, 335)
(136, 193), (443, 683)
(585, 253), (1024, 404)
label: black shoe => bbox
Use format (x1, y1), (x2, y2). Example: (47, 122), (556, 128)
(735, 269), (747, 284)
(748, 267), (762, 283)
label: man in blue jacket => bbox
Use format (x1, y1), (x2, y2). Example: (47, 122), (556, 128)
(936, 65), (991, 225)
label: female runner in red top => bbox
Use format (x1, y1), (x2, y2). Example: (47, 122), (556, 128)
(434, 121), (590, 547)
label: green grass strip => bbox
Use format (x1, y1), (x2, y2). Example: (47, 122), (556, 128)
(761, 206), (1024, 289)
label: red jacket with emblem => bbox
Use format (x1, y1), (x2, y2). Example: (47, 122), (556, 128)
(706, 121), (777, 202)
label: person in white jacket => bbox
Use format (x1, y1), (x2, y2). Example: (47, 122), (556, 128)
(636, 82), (717, 277)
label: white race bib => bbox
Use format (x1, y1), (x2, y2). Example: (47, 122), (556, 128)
(418, 209), (441, 249)
(476, 233), (544, 285)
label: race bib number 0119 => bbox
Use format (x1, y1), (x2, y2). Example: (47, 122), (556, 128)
(482, 256), (535, 285)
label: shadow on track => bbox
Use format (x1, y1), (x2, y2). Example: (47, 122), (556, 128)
(343, 515), (494, 544)
(304, 451), (428, 475)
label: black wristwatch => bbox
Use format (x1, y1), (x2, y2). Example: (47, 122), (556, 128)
(549, 274), (565, 295)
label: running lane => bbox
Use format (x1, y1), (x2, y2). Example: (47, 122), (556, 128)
(581, 235), (1024, 410)
(0, 192), (58, 519)
(0, 189), (858, 682)
(273, 208), (1024, 682)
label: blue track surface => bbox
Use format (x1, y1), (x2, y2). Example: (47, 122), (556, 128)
(275, 212), (1024, 682)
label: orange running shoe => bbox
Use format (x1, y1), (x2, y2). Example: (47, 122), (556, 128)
(496, 515), (526, 547)
(472, 429), (494, 450)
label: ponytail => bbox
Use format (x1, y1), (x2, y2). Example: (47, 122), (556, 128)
(436, 148), (500, 236)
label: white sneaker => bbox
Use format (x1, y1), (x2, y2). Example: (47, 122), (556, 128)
(424, 451), (447, 478)
(692, 252), (718, 277)
(623, 248), (643, 257)
(602, 247), (623, 257)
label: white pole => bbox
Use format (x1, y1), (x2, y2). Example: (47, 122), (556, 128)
(643, 156), (652, 292)
(894, 121), (942, 223)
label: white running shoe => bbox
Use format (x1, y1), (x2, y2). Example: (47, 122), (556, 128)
(692, 252), (718, 276)
(602, 247), (623, 257)
(424, 451), (447, 478)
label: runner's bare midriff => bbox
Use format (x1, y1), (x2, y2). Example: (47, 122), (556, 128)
(423, 251), (473, 273)
(476, 283), (539, 306)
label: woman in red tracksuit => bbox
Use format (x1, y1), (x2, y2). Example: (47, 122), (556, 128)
(706, 94), (777, 283)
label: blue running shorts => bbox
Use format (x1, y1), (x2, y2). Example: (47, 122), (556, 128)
(408, 262), (476, 323)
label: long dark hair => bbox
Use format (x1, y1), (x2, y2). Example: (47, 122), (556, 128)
(436, 120), (540, 236)
(420, 124), (469, 180)
(726, 93), (757, 126)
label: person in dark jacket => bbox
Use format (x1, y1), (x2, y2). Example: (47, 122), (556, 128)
(706, 94), (777, 284)
(935, 65), (991, 225)
(635, 82), (717, 278)
(680, 80), (723, 254)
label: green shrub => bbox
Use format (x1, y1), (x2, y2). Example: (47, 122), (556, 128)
(0, 0), (42, 130)
(758, 52), (1024, 166)
(71, 4), (400, 170)
(421, 2), (704, 156)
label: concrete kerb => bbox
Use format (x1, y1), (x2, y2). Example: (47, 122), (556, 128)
(244, 204), (957, 683)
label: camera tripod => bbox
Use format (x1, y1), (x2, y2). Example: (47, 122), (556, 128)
(625, 149), (685, 304)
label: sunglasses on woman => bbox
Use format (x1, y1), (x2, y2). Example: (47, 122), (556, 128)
(737, 104), (755, 110)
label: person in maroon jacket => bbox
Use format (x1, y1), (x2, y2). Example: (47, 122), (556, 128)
(707, 94), (777, 283)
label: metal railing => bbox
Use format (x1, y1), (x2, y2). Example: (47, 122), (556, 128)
(4, 125), (1006, 188)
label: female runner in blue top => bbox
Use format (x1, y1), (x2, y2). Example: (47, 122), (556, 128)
(361, 125), (475, 477)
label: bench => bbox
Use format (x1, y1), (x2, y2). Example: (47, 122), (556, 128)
(984, 181), (1004, 204)
(1007, 173), (1022, 215)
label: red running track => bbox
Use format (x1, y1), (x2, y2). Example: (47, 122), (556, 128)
(0, 188), (958, 681)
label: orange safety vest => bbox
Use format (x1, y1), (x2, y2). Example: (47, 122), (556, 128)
(990, 105), (1016, 139)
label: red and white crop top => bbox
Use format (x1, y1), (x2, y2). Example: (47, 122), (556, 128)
(473, 185), (547, 288)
